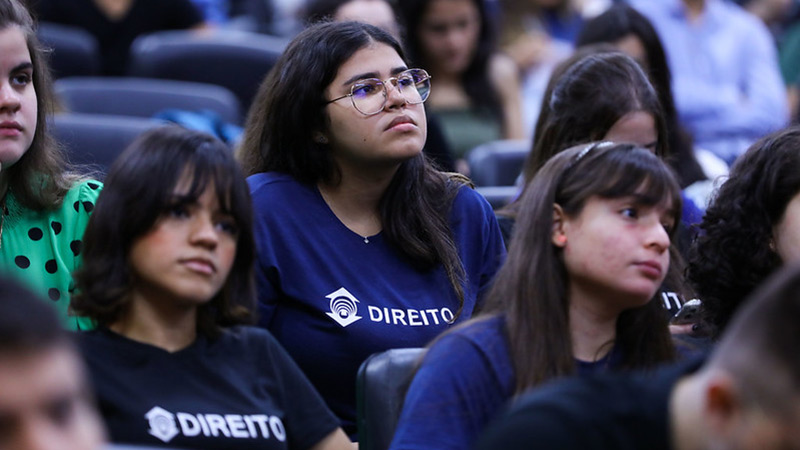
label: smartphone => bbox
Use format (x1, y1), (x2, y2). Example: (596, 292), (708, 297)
(670, 299), (702, 325)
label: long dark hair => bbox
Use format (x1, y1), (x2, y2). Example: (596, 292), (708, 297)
(576, 4), (706, 188)
(238, 21), (467, 312)
(501, 49), (668, 220)
(72, 126), (256, 338)
(0, 0), (76, 210)
(398, 0), (503, 123)
(689, 126), (800, 339)
(488, 142), (679, 394)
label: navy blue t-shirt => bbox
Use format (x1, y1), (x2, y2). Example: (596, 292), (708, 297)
(247, 172), (507, 435)
(78, 326), (340, 449)
(389, 315), (624, 450)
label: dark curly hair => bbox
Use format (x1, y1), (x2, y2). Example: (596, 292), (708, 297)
(688, 126), (800, 339)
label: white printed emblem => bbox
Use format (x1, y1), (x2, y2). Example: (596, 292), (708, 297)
(325, 287), (363, 327)
(145, 406), (180, 443)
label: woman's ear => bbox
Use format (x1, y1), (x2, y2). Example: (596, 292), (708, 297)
(552, 204), (568, 247)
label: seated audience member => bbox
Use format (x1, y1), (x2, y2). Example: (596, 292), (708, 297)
(689, 126), (800, 340)
(576, 3), (728, 209)
(0, 276), (106, 450)
(34, 0), (206, 75)
(498, 49), (702, 268)
(476, 260), (800, 450)
(238, 21), (506, 437)
(398, 0), (524, 172)
(305, 0), (401, 39)
(389, 142), (680, 450)
(303, 0), (456, 171)
(0, 0), (102, 329)
(630, 0), (788, 164)
(496, 0), (583, 131)
(71, 126), (351, 449)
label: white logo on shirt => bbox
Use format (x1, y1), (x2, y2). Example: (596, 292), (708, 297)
(144, 406), (286, 442)
(325, 287), (363, 327)
(145, 406), (180, 443)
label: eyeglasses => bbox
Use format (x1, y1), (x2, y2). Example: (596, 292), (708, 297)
(325, 68), (431, 116)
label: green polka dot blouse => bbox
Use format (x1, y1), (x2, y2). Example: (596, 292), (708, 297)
(0, 180), (102, 330)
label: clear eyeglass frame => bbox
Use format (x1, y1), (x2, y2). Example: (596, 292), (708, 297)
(325, 68), (432, 116)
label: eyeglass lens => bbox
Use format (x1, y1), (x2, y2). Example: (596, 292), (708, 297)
(351, 69), (430, 115)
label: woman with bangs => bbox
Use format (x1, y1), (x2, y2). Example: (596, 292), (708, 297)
(71, 126), (351, 450)
(390, 142), (680, 450)
(496, 50), (699, 322)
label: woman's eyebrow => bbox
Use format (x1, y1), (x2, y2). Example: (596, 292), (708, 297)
(341, 71), (379, 86)
(341, 66), (409, 86)
(11, 61), (33, 73)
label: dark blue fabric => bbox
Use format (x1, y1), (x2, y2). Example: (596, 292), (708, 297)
(475, 357), (706, 450)
(389, 316), (624, 450)
(247, 172), (507, 436)
(78, 327), (339, 450)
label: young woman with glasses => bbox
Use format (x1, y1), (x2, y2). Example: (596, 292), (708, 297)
(238, 21), (506, 439)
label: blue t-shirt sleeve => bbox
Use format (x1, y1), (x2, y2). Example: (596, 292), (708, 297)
(389, 327), (509, 450)
(475, 193), (506, 305)
(248, 174), (282, 326)
(450, 186), (506, 309)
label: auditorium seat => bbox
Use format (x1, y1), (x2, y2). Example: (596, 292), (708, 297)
(55, 77), (242, 125)
(127, 30), (288, 110)
(467, 139), (529, 187)
(357, 348), (426, 450)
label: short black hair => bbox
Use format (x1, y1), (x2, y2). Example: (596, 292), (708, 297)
(0, 276), (67, 352)
(72, 126), (256, 337)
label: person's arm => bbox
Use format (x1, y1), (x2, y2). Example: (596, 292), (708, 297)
(675, 14), (787, 141)
(489, 54), (525, 140)
(389, 326), (510, 450)
(310, 428), (357, 450)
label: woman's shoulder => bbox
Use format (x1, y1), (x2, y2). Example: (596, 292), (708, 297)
(431, 315), (508, 357)
(246, 172), (310, 198)
(215, 325), (284, 354)
(451, 181), (493, 214)
(69, 178), (103, 204)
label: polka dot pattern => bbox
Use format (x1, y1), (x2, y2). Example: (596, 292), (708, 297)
(14, 255), (30, 269)
(70, 240), (82, 256)
(0, 180), (101, 328)
(45, 259), (58, 274)
(28, 227), (43, 241)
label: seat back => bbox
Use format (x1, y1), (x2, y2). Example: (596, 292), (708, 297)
(55, 77), (242, 125)
(475, 185), (519, 210)
(467, 139), (530, 187)
(37, 22), (101, 78)
(51, 113), (167, 176)
(128, 30), (288, 111)
(357, 348), (426, 450)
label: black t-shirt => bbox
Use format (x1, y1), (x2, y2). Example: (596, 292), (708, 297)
(474, 357), (705, 450)
(78, 326), (340, 449)
(35, 0), (203, 75)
